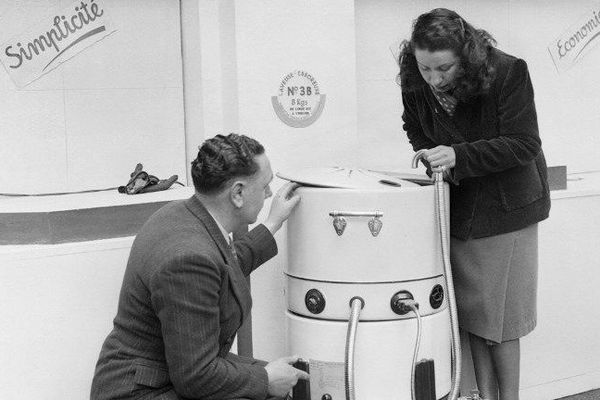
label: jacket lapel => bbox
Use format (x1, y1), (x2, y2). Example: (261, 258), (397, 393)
(184, 195), (251, 324)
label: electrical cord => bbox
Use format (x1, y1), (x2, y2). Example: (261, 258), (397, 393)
(0, 181), (185, 197)
(405, 301), (423, 400)
(0, 187), (119, 197)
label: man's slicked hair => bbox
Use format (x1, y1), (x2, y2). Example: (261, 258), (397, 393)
(191, 133), (265, 194)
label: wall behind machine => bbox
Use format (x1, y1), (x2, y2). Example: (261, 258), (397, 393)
(0, 0), (186, 194)
(0, 2), (186, 398)
(355, 0), (600, 174)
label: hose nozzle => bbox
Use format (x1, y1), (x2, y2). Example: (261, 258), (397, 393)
(412, 150), (446, 182)
(411, 149), (428, 169)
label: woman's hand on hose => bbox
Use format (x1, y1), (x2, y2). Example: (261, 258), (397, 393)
(423, 145), (456, 170)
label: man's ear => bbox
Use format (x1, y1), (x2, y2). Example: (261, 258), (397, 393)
(230, 180), (245, 208)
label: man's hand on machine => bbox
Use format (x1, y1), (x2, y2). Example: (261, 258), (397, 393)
(264, 182), (301, 235)
(265, 355), (310, 398)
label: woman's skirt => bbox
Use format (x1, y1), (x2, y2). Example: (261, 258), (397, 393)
(450, 223), (538, 343)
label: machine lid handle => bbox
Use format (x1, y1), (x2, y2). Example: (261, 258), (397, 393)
(329, 210), (383, 218)
(329, 211), (383, 237)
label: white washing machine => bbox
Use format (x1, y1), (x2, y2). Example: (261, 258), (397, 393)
(279, 167), (452, 400)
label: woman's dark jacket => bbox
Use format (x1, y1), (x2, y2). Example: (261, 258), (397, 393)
(401, 48), (550, 240)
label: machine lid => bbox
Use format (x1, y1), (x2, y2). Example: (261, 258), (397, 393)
(276, 167), (423, 189)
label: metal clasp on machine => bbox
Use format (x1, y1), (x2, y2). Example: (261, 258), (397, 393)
(329, 210), (383, 237)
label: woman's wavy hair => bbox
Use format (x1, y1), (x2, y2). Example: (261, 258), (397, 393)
(396, 8), (497, 101)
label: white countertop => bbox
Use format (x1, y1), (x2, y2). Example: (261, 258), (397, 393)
(1, 171), (598, 214)
(553, 170), (600, 200)
(0, 185), (195, 213)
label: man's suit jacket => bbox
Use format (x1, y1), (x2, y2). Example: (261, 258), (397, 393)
(91, 195), (278, 400)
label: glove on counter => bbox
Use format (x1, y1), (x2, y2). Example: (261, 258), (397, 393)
(118, 163), (180, 194)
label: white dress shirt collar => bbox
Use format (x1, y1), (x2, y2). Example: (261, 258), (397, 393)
(205, 208), (232, 244)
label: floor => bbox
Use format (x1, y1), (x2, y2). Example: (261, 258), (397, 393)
(556, 389), (600, 400)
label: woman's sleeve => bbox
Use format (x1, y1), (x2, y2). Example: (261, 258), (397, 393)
(402, 91), (437, 151)
(451, 58), (542, 181)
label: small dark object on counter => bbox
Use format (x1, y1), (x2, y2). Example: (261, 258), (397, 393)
(118, 163), (182, 194)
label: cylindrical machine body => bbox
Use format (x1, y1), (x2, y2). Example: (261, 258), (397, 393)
(282, 171), (451, 400)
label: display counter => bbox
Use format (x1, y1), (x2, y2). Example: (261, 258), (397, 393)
(522, 171), (600, 399)
(459, 171), (600, 399)
(0, 186), (194, 399)
(1, 172), (599, 399)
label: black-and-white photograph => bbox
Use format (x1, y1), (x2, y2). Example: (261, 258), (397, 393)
(1, 1), (598, 399)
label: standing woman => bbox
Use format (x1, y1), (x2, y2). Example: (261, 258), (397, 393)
(397, 8), (550, 400)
